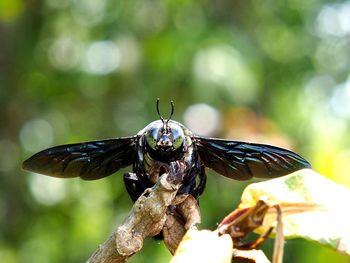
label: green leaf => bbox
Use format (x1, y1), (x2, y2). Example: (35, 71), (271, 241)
(238, 169), (350, 255)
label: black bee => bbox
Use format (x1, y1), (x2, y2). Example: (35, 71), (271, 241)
(22, 100), (310, 202)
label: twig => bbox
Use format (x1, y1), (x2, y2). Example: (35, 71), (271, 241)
(163, 194), (201, 254)
(86, 161), (186, 263)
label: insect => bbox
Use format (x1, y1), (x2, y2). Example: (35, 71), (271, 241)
(22, 100), (311, 202)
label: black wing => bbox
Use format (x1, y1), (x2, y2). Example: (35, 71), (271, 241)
(22, 136), (137, 180)
(194, 137), (311, 181)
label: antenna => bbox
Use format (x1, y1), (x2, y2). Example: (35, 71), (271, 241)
(166, 100), (174, 126)
(156, 99), (175, 128)
(156, 98), (164, 124)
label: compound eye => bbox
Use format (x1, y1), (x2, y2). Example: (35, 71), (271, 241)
(146, 128), (159, 149)
(172, 128), (184, 149)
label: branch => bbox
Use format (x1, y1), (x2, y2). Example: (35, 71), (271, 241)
(86, 161), (186, 263)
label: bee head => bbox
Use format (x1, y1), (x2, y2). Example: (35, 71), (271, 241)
(145, 99), (184, 153)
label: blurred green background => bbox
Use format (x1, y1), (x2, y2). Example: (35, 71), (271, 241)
(1, 0), (350, 262)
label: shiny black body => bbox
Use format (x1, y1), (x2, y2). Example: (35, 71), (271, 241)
(124, 122), (206, 201)
(22, 118), (311, 203)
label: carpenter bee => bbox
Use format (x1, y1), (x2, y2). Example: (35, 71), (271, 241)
(22, 100), (310, 202)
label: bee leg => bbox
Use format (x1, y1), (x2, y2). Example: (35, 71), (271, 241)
(123, 172), (152, 202)
(190, 163), (207, 198)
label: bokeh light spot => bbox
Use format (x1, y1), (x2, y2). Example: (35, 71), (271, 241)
(116, 36), (141, 72)
(257, 23), (302, 62)
(72, 0), (106, 26)
(183, 104), (221, 137)
(83, 41), (121, 75)
(134, 1), (167, 32)
(316, 2), (350, 38)
(330, 79), (350, 119)
(193, 45), (258, 103)
(19, 119), (54, 153)
(314, 38), (350, 72)
(29, 173), (66, 206)
(48, 36), (82, 71)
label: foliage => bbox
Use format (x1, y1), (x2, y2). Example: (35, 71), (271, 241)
(1, 0), (350, 262)
(240, 170), (350, 257)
